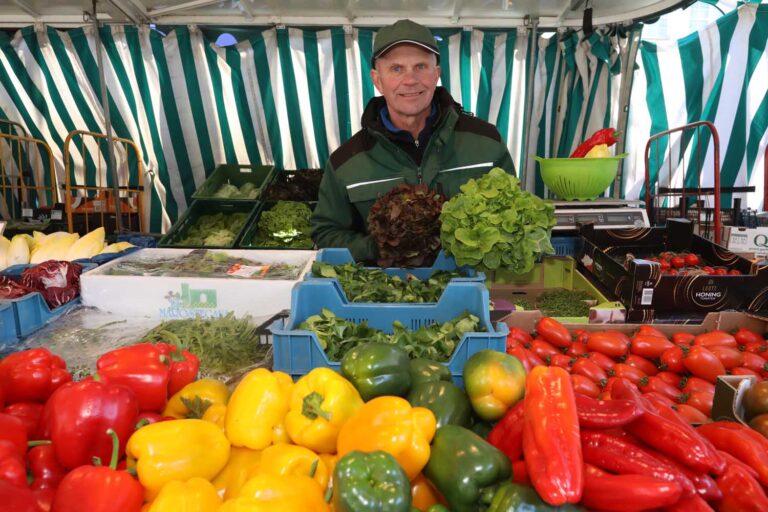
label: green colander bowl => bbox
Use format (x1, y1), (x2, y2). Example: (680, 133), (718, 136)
(534, 154), (628, 201)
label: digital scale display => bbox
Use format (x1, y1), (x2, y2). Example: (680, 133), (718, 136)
(553, 206), (649, 231)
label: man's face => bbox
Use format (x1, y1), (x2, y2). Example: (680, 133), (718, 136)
(371, 44), (440, 123)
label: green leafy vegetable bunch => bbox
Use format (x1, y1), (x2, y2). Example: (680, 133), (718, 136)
(253, 201), (313, 248)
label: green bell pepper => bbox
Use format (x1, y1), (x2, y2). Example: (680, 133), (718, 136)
(424, 425), (512, 512)
(488, 482), (587, 511)
(341, 343), (412, 401)
(333, 450), (412, 512)
(426, 506), (450, 512)
(409, 358), (452, 386)
(407, 381), (472, 429)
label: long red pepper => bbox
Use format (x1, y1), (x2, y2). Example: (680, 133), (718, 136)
(580, 430), (695, 498)
(663, 495), (715, 512)
(580, 463), (682, 511)
(487, 400), (524, 461)
(650, 449), (722, 503)
(523, 366), (583, 505)
(716, 451), (768, 512)
(574, 394), (641, 429)
(697, 422), (768, 486)
(570, 128), (619, 158)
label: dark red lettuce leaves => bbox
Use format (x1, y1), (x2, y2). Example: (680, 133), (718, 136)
(0, 276), (33, 300)
(367, 183), (445, 268)
(21, 261), (83, 309)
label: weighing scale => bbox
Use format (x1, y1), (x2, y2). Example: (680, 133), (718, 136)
(552, 199), (649, 232)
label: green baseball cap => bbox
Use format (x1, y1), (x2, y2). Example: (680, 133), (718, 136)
(372, 19), (439, 66)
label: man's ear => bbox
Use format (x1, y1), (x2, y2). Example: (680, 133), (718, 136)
(370, 68), (383, 94)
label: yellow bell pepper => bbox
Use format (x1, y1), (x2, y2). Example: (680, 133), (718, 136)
(203, 402), (227, 431)
(127, 419), (231, 501)
(221, 474), (328, 512)
(225, 369), (293, 450)
(253, 443), (329, 491)
(319, 454), (337, 493)
(147, 477), (222, 512)
(164, 378), (230, 419)
(285, 368), (363, 454)
(212, 446), (263, 500)
(336, 396), (436, 480)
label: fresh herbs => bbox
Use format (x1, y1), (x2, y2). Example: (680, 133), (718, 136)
(537, 289), (595, 317)
(262, 169), (324, 201)
(251, 201), (313, 248)
(298, 309), (482, 362)
(440, 168), (556, 274)
(367, 183), (445, 268)
(311, 261), (463, 303)
(176, 212), (250, 247)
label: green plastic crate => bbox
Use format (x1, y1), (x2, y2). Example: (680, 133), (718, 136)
(238, 201), (315, 250)
(159, 200), (258, 249)
(261, 169), (324, 202)
(192, 164), (275, 201)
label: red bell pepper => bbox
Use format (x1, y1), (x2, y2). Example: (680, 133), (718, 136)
(580, 430), (695, 498)
(487, 400), (524, 461)
(716, 451), (768, 512)
(0, 348), (70, 404)
(574, 394), (641, 429)
(28, 443), (67, 491)
(523, 366), (583, 505)
(580, 463), (682, 511)
(96, 343), (170, 412)
(41, 376), (139, 470)
(52, 429), (143, 512)
(0, 413), (27, 458)
(569, 128), (620, 158)
(0, 479), (39, 512)
(3, 403), (45, 440)
(153, 343), (200, 396)
(697, 421), (768, 486)
(511, 460), (529, 485)
(0, 440), (27, 487)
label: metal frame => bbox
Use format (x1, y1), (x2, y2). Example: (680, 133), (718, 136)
(0, 132), (58, 221)
(62, 129), (145, 234)
(643, 120), (721, 244)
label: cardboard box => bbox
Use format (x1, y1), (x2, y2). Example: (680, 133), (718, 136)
(81, 248), (315, 324)
(577, 219), (768, 322)
(722, 226), (768, 258)
(711, 375), (757, 425)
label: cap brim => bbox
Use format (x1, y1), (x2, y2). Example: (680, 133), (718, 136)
(373, 40), (440, 60)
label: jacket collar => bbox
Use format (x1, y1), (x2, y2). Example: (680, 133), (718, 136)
(361, 86), (461, 134)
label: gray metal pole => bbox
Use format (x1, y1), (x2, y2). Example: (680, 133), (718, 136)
(613, 24), (643, 199)
(91, 0), (123, 232)
(521, 18), (539, 192)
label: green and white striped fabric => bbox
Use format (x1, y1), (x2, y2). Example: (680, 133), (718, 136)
(624, 2), (768, 210)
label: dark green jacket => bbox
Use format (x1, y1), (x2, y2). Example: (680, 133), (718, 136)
(311, 87), (516, 262)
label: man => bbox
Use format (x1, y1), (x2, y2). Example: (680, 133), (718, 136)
(311, 19), (516, 262)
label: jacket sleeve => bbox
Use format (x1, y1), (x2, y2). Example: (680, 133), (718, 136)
(310, 162), (379, 263)
(494, 139), (517, 177)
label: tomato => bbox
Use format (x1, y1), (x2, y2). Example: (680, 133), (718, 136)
(506, 346), (542, 373)
(671, 332), (695, 346)
(666, 269), (678, 276)
(674, 403), (710, 424)
(571, 358), (608, 385)
(623, 354), (659, 376)
(734, 327), (765, 346)
(742, 352), (768, 373)
(655, 371), (683, 388)
(684, 253), (700, 266)
(548, 353), (573, 371)
(713, 267), (728, 276)
(701, 266), (715, 275)
(659, 346), (685, 374)
(683, 390), (714, 417)
(587, 332), (629, 358)
(707, 345), (743, 369)
(693, 331), (737, 349)
(630, 334), (675, 359)
(671, 256), (686, 269)
(637, 325), (668, 338)
(571, 374), (601, 398)
(529, 339), (561, 361)
(680, 376), (716, 395)
(508, 327), (533, 344)
(536, 317), (572, 348)
(610, 363), (646, 385)
(585, 351), (617, 372)
(599, 377), (621, 400)
(731, 367), (760, 378)
(728, 269), (742, 275)
(682, 346), (726, 382)
(638, 376), (681, 401)
(659, 251), (674, 261)
(660, 259), (671, 271)
(743, 381), (768, 419)
(743, 341), (768, 355)
(566, 340), (589, 357)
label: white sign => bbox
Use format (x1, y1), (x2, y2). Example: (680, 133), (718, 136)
(724, 226), (768, 256)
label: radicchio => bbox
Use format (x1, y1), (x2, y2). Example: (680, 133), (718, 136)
(21, 261), (83, 309)
(0, 276), (33, 300)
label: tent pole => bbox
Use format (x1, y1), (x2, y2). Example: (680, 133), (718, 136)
(613, 24), (642, 199)
(521, 17), (539, 192)
(91, 0), (123, 232)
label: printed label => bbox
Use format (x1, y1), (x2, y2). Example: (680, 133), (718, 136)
(641, 288), (654, 306)
(227, 264), (270, 278)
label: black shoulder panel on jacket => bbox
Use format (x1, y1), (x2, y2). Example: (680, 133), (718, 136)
(329, 130), (375, 171)
(454, 113), (502, 142)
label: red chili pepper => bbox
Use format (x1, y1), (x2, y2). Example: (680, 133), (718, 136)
(569, 128), (619, 158)
(574, 393), (641, 429)
(650, 449), (722, 502)
(0, 480), (39, 512)
(28, 443), (67, 492)
(52, 429), (144, 512)
(0, 348), (71, 404)
(96, 343), (171, 412)
(523, 366), (583, 505)
(698, 422), (768, 486)
(580, 462), (682, 511)
(638, 376), (681, 401)
(580, 430), (695, 498)
(152, 343), (200, 397)
(621, 354), (658, 376)
(487, 400), (524, 462)
(663, 494), (715, 511)
(535, 317), (572, 348)
(631, 334), (675, 359)
(3, 403), (45, 440)
(716, 450), (768, 512)
(41, 376), (139, 470)
(611, 378), (725, 475)
(734, 327), (764, 346)
(0, 440), (27, 488)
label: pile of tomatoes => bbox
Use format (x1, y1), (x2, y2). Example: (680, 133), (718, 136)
(645, 251), (741, 276)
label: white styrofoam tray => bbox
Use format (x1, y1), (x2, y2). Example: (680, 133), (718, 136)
(80, 248), (316, 323)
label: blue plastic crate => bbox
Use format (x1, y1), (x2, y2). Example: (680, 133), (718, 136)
(551, 236), (581, 257)
(0, 302), (19, 349)
(270, 280), (508, 387)
(117, 234), (159, 248)
(74, 246), (142, 266)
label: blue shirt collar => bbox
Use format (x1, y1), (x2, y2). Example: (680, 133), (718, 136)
(379, 101), (438, 137)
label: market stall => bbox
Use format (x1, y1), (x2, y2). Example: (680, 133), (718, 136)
(1, 0), (768, 511)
